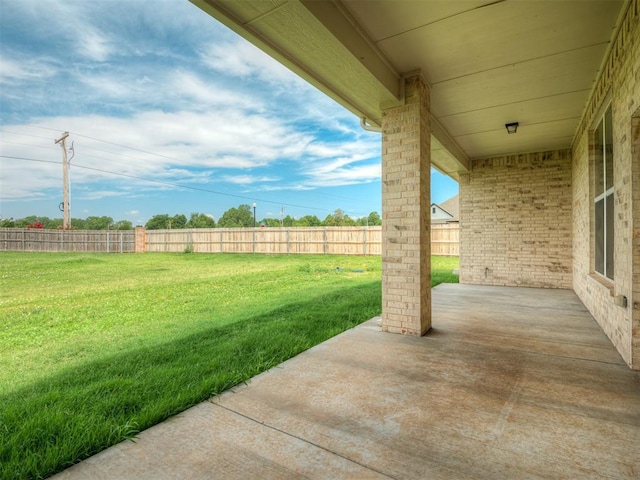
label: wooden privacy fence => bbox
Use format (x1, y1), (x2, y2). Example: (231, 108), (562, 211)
(145, 224), (459, 256)
(0, 224), (459, 256)
(430, 223), (460, 256)
(146, 227), (383, 255)
(0, 228), (135, 253)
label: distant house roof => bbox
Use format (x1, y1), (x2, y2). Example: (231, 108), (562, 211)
(431, 194), (459, 224)
(439, 195), (459, 220)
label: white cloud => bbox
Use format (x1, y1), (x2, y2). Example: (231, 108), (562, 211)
(0, 108), (381, 203)
(169, 71), (261, 111)
(306, 163), (381, 187)
(0, 0), (386, 220)
(77, 189), (138, 201)
(75, 25), (112, 62)
(222, 175), (280, 185)
(200, 41), (304, 86)
(0, 54), (58, 84)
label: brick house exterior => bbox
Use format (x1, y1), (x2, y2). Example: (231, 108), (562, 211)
(195, 0), (639, 369)
(571, 6), (640, 368)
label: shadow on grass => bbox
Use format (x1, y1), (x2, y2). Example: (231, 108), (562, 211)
(1, 281), (381, 480)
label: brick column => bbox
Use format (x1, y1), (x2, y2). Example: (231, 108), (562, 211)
(381, 74), (431, 335)
(134, 226), (147, 253)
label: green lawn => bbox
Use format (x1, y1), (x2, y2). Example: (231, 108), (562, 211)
(0, 252), (458, 479)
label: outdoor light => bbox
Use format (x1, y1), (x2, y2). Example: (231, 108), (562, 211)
(505, 122), (519, 134)
(253, 202), (257, 228)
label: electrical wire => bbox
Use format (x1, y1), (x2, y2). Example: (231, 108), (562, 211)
(0, 154), (348, 214)
(17, 125), (380, 204)
(3, 125), (381, 216)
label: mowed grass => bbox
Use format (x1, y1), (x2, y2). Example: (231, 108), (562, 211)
(0, 252), (458, 479)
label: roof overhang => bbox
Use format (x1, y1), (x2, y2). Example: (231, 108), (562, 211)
(190, 0), (630, 181)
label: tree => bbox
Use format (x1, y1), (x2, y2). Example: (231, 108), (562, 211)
(84, 216), (114, 230)
(297, 215), (322, 227)
(112, 220), (133, 230)
(282, 215), (295, 227)
(261, 218), (281, 227)
(145, 214), (170, 230)
(46, 218), (63, 229)
(70, 218), (86, 229)
(15, 216), (60, 229)
(186, 212), (216, 228)
(144, 214), (187, 229)
(356, 211), (381, 226)
(367, 211), (382, 226)
(217, 204), (254, 228)
(16, 216), (37, 228)
(0, 218), (16, 227)
(170, 214), (187, 229)
(324, 209), (355, 226)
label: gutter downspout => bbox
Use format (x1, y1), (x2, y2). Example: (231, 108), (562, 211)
(360, 117), (381, 133)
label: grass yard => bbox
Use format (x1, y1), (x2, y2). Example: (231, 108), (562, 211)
(0, 252), (458, 479)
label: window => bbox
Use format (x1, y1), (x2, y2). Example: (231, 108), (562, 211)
(432, 207), (436, 214)
(594, 105), (614, 280)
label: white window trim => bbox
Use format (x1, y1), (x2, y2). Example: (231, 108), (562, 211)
(593, 103), (614, 281)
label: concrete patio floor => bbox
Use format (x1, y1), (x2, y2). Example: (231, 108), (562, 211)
(53, 284), (640, 479)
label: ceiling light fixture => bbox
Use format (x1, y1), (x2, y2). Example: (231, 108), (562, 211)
(505, 122), (519, 134)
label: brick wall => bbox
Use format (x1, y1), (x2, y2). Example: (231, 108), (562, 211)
(572, 0), (639, 368)
(459, 150), (573, 288)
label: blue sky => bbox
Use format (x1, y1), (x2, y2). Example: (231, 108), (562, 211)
(0, 0), (458, 225)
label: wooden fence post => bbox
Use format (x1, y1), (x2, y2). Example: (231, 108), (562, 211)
(363, 227), (367, 256)
(323, 228), (327, 255)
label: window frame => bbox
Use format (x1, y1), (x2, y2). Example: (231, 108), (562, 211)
(593, 103), (614, 281)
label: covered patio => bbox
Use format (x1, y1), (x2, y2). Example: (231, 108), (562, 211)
(190, 0), (640, 369)
(53, 284), (640, 479)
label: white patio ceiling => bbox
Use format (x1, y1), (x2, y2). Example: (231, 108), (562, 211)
(191, 0), (628, 180)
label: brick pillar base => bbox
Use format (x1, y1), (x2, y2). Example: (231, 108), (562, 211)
(381, 74), (431, 335)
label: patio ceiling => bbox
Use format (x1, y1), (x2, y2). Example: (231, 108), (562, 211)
(191, 0), (628, 180)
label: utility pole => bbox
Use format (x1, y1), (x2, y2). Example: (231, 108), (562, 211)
(55, 132), (70, 229)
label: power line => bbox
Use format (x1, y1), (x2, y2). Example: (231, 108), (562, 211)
(0, 129), (59, 142)
(0, 154), (344, 214)
(5, 125), (380, 215)
(0, 140), (58, 151)
(23, 124), (189, 163)
(17, 125), (381, 202)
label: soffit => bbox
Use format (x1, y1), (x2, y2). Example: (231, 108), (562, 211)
(345, 0), (625, 164)
(193, 0), (399, 125)
(191, 0), (628, 180)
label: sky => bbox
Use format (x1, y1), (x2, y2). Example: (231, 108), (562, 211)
(0, 0), (458, 226)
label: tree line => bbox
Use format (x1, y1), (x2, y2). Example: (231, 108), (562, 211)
(0, 215), (133, 230)
(0, 205), (382, 230)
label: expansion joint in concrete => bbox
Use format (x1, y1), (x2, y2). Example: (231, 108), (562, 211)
(209, 400), (399, 480)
